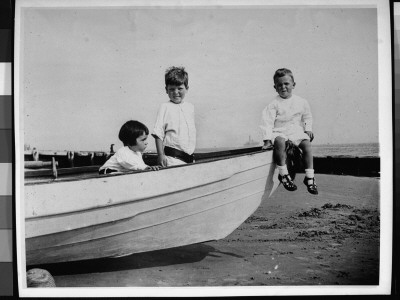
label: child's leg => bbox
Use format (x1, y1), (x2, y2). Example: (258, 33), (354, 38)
(298, 139), (313, 170)
(273, 136), (287, 168)
(274, 137), (297, 191)
(299, 140), (318, 194)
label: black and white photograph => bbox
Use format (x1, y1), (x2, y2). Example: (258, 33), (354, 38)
(15, 0), (392, 297)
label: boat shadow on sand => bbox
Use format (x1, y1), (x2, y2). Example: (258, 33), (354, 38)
(28, 243), (243, 276)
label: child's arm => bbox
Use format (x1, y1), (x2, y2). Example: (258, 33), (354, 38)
(154, 136), (168, 167)
(152, 104), (169, 167)
(116, 150), (149, 171)
(302, 99), (314, 142)
(260, 102), (277, 147)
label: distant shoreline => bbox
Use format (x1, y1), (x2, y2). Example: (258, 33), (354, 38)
(24, 142), (380, 154)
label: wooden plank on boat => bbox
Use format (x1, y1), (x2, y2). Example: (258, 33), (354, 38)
(25, 169), (54, 178)
(25, 150), (111, 157)
(195, 146), (262, 160)
(56, 165), (100, 175)
(25, 165), (101, 178)
(25, 161), (57, 169)
(24, 150), (68, 156)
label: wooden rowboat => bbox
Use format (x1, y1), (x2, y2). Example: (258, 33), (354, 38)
(24, 147), (278, 266)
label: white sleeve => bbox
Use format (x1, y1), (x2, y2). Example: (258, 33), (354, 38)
(302, 99), (313, 132)
(116, 150), (148, 171)
(259, 102), (276, 141)
(152, 104), (167, 140)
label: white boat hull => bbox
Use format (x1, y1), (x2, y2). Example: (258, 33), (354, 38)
(25, 150), (277, 265)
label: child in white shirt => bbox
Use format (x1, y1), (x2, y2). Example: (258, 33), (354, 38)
(99, 120), (160, 174)
(152, 66), (196, 167)
(260, 68), (318, 195)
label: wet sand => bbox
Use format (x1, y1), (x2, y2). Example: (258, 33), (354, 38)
(36, 174), (380, 288)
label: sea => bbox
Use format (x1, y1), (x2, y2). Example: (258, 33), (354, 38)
(311, 143), (380, 158)
(196, 143), (380, 158)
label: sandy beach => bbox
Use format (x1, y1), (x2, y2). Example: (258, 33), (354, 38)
(33, 173), (380, 288)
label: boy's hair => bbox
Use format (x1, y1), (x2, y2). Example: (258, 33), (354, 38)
(273, 68), (295, 83)
(118, 120), (149, 146)
(165, 66), (189, 89)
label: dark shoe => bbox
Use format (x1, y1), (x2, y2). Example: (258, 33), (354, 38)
(278, 174), (297, 191)
(303, 177), (318, 195)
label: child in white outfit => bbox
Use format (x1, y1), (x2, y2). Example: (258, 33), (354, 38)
(260, 68), (318, 195)
(99, 120), (160, 174)
(152, 66), (196, 167)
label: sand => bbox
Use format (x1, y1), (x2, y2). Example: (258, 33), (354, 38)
(37, 174), (380, 288)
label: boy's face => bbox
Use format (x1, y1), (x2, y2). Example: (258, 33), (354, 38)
(166, 84), (188, 104)
(274, 75), (295, 99)
(129, 133), (148, 153)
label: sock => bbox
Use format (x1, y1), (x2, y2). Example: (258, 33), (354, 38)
(305, 168), (314, 179)
(277, 164), (289, 176)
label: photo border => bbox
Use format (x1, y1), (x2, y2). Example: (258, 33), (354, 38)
(14, 0), (392, 297)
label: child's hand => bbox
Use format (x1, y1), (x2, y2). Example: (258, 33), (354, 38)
(157, 154), (168, 167)
(305, 131), (314, 142)
(146, 165), (161, 171)
(262, 140), (273, 150)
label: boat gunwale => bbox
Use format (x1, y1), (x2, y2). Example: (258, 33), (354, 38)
(24, 147), (270, 185)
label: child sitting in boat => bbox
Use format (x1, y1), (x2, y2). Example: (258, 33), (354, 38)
(152, 66), (196, 167)
(99, 120), (160, 174)
(260, 68), (318, 195)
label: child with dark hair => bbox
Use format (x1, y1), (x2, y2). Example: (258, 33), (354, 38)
(152, 66), (196, 167)
(99, 120), (160, 174)
(260, 68), (318, 195)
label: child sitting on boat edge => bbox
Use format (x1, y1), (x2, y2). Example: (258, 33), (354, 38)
(99, 120), (160, 174)
(152, 66), (196, 167)
(260, 68), (318, 195)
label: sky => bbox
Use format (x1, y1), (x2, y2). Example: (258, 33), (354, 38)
(18, 4), (380, 152)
